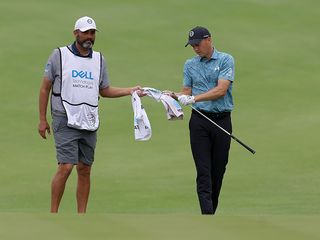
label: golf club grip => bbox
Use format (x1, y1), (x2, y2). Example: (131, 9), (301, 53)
(231, 135), (256, 154)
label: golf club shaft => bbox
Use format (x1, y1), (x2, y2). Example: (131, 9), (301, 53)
(191, 107), (256, 154)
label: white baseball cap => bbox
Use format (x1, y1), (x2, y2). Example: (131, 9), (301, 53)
(74, 16), (98, 32)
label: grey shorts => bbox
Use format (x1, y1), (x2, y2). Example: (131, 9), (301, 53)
(52, 115), (97, 166)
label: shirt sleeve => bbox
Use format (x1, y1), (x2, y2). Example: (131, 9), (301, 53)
(183, 61), (192, 87)
(218, 54), (235, 81)
(44, 49), (60, 82)
(100, 55), (110, 89)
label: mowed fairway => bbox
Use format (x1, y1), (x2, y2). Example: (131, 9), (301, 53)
(0, 0), (319, 239)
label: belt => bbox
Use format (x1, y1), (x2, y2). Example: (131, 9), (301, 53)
(192, 109), (230, 119)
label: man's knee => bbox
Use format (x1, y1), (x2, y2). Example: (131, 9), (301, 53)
(57, 163), (73, 177)
(77, 162), (91, 177)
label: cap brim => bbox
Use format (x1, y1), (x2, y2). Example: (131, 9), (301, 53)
(78, 27), (98, 32)
(184, 39), (202, 47)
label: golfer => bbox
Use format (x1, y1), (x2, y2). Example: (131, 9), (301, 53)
(170, 26), (235, 214)
(38, 16), (143, 213)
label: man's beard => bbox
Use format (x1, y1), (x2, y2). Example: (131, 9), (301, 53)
(77, 38), (95, 49)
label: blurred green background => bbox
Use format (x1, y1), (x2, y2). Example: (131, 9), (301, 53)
(0, 0), (319, 239)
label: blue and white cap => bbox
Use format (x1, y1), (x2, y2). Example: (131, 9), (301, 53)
(74, 16), (98, 32)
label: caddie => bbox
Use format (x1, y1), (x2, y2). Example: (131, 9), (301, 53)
(38, 16), (143, 213)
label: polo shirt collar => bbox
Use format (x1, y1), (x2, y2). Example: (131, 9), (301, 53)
(212, 48), (219, 60)
(70, 41), (93, 58)
(200, 48), (219, 62)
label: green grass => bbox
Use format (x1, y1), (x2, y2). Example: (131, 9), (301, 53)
(0, 0), (319, 238)
(0, 214), (319, 240)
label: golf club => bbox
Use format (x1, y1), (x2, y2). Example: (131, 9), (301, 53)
(191, 106), (256, 154)
(163, 91), (256, 154)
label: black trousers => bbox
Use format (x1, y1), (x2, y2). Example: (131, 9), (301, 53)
(189, 110), (232, 215)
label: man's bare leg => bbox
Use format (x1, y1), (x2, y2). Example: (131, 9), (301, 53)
(76, 161), (91, 213)
(51, 163), (74, 213)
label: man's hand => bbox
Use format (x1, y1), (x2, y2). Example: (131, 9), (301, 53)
(131, 86), (146, 97)
(178, 95), (195, 105)
(38, 120), (51, 139)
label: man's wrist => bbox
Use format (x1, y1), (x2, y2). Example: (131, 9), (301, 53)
(39, 117), (47, 122)
(193, 95), (197, 103)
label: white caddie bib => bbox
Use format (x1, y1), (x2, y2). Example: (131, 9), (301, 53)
(59, 46), (101, 131)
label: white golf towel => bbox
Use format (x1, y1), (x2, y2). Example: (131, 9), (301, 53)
(131, 88), (183, 141)
(143, 87), (184, 120)
(131, 91), (151, 141)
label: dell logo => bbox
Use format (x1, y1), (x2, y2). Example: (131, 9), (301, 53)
(72, 70), (94, 80)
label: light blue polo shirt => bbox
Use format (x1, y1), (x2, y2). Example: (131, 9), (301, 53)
(183, 48), (235, 113)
